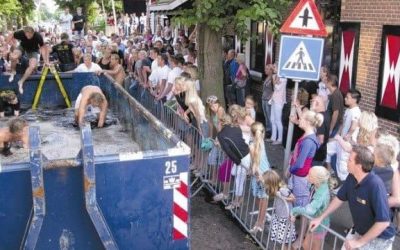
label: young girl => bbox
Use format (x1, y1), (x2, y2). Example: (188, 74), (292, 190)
(269, 65), (287, 145)
(249, 122), (271, 233)
(291, 166), (331, 250)
(317, 66), (330, 106)
(206, 95), (225, 185)
(217, 113), (250, 210)
(244, 95), (256, 120)
(263, 170), (296, 245)
(288, 110), (323, 207)
(228, 104), (254, 144)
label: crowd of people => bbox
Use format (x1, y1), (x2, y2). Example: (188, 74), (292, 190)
(0, 8), (399, 250)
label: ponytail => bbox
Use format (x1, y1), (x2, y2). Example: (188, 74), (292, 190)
(250, 122), (265, 175)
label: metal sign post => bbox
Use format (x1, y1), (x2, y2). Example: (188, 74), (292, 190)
(283, 79), (300, 173)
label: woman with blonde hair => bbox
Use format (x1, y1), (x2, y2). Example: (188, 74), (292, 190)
(291, 166), (331, 250)
(184, 78), (208, 137)
(333, 111), (378, 182)
(249, 122), (271, 233)
(184, 64), (200, 92)
(288, 110), (323, 207)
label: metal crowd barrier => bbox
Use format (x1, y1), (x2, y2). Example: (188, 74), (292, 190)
(129, 84), (346, 250)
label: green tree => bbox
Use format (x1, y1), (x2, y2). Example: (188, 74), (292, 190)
(173, 0), (291, 103)
(0, 0), (36, 30)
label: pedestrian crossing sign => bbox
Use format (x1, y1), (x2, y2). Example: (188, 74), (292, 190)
(278, 35), (324, 81)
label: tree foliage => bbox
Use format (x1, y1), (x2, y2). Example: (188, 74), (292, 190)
(0, 0), (35, 29)
(173, 0), (291, 41)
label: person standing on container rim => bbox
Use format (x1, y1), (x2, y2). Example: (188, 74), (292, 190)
(6, 26), (49, 94)
(262, 64), (274, 135)
(59, 7), (73, 37)
(310, 145), (395, 250)
(72, 7), (86, 38)
(267, 65), (287, 145)
(287, 110), (323, 207)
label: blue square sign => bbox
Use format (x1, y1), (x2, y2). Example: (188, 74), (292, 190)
(278, 35), (324, 81)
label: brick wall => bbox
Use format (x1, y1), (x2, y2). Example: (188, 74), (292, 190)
(341, 0), (400, 137)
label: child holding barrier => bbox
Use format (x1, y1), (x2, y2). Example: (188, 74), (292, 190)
(217, 113), (250, 210)
(205, 95), (225, 186)
(290, 166), (331, 250)
(263, 170), (296, 245)
(248, 122), (271, 234)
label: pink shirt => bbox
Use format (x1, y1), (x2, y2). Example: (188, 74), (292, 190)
(271, 77), (287, 105)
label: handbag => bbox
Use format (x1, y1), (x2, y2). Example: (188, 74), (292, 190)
(200, 138), (213, 152)
(234, 77), (247, 88)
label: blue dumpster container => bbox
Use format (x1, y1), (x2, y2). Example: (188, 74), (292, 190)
(0, 73), (190, 250)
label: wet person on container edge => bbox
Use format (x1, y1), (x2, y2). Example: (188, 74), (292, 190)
(0, 118), (29, 156)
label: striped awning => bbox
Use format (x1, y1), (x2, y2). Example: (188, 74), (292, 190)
(149, 0), (189, 12)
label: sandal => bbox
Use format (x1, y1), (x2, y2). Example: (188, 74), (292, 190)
(225, 203), (240, 210)
(249, 225), (263, 234)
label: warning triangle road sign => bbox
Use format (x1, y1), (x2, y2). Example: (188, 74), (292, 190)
(283, 41), (316, 73)
(280, 0), (328, 37)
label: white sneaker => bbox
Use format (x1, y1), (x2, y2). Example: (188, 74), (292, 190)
(272, 140), (282, 145)
(265, 212), (272, 222)
(213, 193), (228, 201)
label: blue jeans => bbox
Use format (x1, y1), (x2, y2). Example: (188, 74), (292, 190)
(262, 100), (272, 132)
(236, 87), (245, 106)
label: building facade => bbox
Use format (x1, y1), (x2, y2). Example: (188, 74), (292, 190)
(340, 0), (400, 136)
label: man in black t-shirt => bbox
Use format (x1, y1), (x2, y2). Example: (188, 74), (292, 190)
(52, 33), (75, 72)
(7, 26), (49, 94)
(72, 7), (86, 38)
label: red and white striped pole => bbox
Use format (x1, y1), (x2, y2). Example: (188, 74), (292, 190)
(172, 172), (188, 240)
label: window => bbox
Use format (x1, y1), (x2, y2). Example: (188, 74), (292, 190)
(250, 21), (266, 73)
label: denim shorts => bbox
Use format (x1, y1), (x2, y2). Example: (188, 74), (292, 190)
(251, 176), (268, 199)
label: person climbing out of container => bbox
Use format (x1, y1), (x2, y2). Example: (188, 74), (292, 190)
(0, 90), (20, 118)
(6, 26), (49, 94)
(0, 118), (29, 156)
(74, 85), (108, 128)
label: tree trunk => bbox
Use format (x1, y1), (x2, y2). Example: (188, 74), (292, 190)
(197, 24), (224, 107)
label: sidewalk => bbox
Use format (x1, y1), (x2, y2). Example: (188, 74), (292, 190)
(191, 141), (399, 250)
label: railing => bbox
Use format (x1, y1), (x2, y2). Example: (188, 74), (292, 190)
(128, 83), (346, 250)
